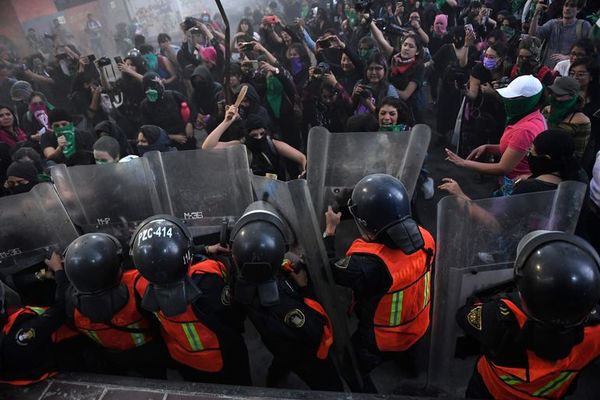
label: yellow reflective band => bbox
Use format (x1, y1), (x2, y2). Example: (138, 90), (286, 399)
(423, 271), (430, 308)
(533, 371), (575, 397)
(500, 374), (522, 386)
(29, 307), (46, 315)
(182, 323), (204, 351)
(85, 330), (103, 345)
(128, 323), (146, 347)
(389, 291), (404, 326)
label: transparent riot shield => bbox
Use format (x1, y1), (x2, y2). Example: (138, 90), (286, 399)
(51, 157), (160, 244)
(251, 175), (362, 388)
(0, 183), (78, 276)
(144, 146), (254, 237)
(427, 181), (587, 394)
(307, 124), (431, 225)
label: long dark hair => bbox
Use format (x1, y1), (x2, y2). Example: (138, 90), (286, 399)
(0, 105), (19, 133)
(237, 18), (255, 37)
(570, 57), (599, 104)
(363, 52), (391, 102)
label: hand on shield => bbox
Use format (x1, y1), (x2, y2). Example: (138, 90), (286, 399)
(325, 205), (341, 236)
(438, 178), (469, 200)
(206, 243), (231, 255)
(44, 251), (63, 272)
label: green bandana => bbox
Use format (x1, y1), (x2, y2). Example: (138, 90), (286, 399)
(54, 123), (76, 158)
(500, 26), (516, 41)
(380, 124), (409, 132)
(503, 91), (543, 125)
(266, 75), (283, 119)
(547, 95), (579, 125)
(359, 48), (375, 63)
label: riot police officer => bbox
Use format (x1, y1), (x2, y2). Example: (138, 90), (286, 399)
(457, 231), (600, 399)
(0, 252), (76, 385)
(130, 215), (251, 385)
(324, 173), (435, 392)
(231, 202), (343, 391)
(63, 233), (165, 378)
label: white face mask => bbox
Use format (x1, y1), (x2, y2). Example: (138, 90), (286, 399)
(59, 59), (70, 76)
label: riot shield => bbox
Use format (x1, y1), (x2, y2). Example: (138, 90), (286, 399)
(307, 124), (431, 226)
(251, 175), (362, 389)
(427, 181), (587, 393)
(51, 157), (160, 244)
(144, 146), (254, 237)
(0, 183), (78, 276)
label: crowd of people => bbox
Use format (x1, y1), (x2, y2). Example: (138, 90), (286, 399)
(2, 0), (600, 397)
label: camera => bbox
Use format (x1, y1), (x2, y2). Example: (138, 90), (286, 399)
(316, 37), (331, 48)
(375, 19), (410, 36)
(240, 42), (255, 52)
(314, 62), (331, 77)
(114, 56), (123, 65)
(97, 57), (112, 67)
(87, 54), (96, 63)
(44, 33), (57, 40)
(262, 15), (279, 25)
(242, 59), (259, 71)
(359, 84), (373, 99)
(183, 16), (200, 31)
(354, 0), (373, 13)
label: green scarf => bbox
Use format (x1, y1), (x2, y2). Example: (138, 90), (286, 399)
(266, 75), (283, 119)
(503, 91), (543, 125)
(547, 95), (579, 125)
(380, 124), (409, 132)
(54, 123), (76, 158)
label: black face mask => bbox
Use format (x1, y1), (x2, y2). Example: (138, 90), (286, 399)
(245, 136), (268, 153)
(527, 154), (562, 177)
(518, 59), (537, 75)
(7, 182), (37, 195)
(454, 37), (465, 48)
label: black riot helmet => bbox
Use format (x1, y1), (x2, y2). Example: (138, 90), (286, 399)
(515, 231), (600, 328)
(348, 174), (423, 253)
(64, 233), (129, 323)
(64, 233), (123, 293)
(0, 280), (22, 323)
(130, 215), (201, 317)
(230, 201), (290, 306)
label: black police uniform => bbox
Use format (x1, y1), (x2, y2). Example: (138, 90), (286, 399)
(0, 272), (74, 384)
(242, 272), (343, 391)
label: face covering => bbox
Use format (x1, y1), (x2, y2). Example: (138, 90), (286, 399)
(7, 182), (37, 195)
(245, 135), (268, 153)
(143, 53), (158, 72)
(527, 154), (562, 177)
(483, 57), (498, 70)
(290, 57), (303, 75)
(501, 26), (516, 41)
(518, 59), (537, 75)
(54, 123), (76, 158)
(145, 88), (159, 102)
(358, 48), (375, 62)
(454, 36), (465, 49)
(380, 123), (409, 132)
(503, 90), (543, 125)
(548, 95), (580, 125)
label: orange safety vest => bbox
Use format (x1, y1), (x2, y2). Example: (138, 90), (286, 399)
(135, 260), (227, 372)
(73, 270), (154, 351)
(303, 297), (334, 360)
(477, 299), (600, 399)
(346, 226), (435, 352)
(0, 306), (78, 386)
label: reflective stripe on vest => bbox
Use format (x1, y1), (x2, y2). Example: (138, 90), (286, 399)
(182, 322), (204, 351)
(135, 260), (226, 373)
(477, 299), (600, 399)
(346, 226), (435, 352)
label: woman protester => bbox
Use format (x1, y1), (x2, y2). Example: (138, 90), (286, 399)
(445, 75), (546, 195)
(351, 53), (399, 115)
(544, 76), (590, 160)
